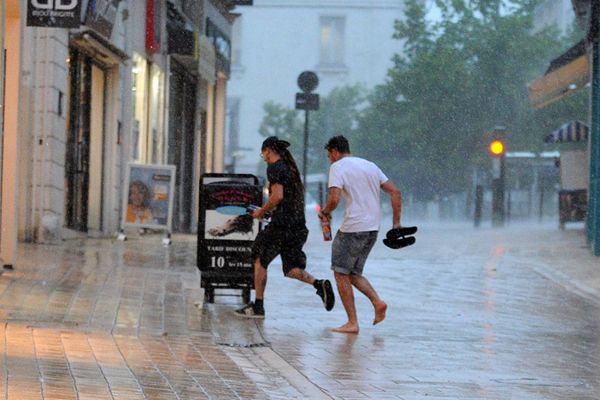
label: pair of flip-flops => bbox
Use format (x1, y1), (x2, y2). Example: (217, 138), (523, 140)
(383, 226), (417, 249)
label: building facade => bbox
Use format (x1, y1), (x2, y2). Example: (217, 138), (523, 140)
(226, 0), (406, 174)
(0, 0), (237, 262)
(532, 0), (576, 34)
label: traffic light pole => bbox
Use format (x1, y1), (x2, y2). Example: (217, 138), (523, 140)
(491, 156), (505, 227)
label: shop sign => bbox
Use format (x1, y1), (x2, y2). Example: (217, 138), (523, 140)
(85, 0), (121, 39)
(198, 35), (216, 84)
(27, 0), (82, 28)
(206, 19), (231, 75)
(146, 0), (161, 54)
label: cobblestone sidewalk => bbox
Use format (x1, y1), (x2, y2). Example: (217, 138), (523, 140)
(0, 235), (270, 400)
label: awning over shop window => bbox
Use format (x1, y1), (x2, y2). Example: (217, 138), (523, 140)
(528, 40), (590, 110)
(544, 120), (589, 143)
(70, 30), (128, 67)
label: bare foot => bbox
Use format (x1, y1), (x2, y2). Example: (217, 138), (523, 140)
(373, 301), (387, 325)
(332, 322), (359, 334)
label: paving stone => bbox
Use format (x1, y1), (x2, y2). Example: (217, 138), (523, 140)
(0, 224), (596, 399)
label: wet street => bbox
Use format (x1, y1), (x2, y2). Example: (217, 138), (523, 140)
(0, 221), (598, 399)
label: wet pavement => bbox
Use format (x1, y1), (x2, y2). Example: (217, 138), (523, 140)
(0, 220), (598, 399)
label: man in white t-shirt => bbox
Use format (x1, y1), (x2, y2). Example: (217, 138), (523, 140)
(319, 135), (402, 334)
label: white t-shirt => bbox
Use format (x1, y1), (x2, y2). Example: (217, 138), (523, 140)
(328, 156), (388, 232)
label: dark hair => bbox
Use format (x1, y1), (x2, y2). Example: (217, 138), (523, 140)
(324, 135), (351, 153)
(129, 180), (151, 207)
(261, 136), (290, 152)
(262, 136), (304, 197)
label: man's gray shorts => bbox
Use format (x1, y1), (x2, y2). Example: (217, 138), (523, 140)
(331, 230), (378, 275)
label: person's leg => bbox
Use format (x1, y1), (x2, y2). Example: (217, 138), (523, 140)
(281, 226), (311, 282)
(330, 231), (358, 332)
(234, 256), (267, 318)
(350, 274), (387, 325)
(235, 227), (278, 318)
(332, 271), (359, 333)
(281, 226), (335, 311)
(345, 232), (386, 325)
(254, 257), (268, 300)
(285, 267), (315, 284)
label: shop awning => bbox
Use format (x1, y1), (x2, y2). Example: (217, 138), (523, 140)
(70, 30), (128, 67)
(544, 120), (589, 143)
(527, 40), (590, 109)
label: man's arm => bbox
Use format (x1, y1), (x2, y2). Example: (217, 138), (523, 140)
(252, 183), (283, 219)
(381, 180), (402, 228)
(319, 187), (341, 220)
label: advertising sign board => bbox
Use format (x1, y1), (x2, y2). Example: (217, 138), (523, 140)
(198, 174), (263, 302)
(122, 163), (176, 231)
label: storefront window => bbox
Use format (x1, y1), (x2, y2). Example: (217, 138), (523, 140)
(131, 53), (165, 164)
(149, 64), (165, 164)
(132, 53), (148, 161)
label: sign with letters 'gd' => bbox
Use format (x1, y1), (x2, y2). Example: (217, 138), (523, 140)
(27, 0), (82, 28)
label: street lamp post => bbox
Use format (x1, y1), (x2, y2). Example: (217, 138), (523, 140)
(295, 71), (319, 191)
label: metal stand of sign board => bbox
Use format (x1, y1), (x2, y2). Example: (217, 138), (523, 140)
(117, 229), (127, 241)
(198, 173), (263, 304)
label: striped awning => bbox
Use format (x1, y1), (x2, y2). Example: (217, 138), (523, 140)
(544, 120), (589, 143)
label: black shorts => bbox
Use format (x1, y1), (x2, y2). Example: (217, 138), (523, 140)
(252, 223), (308, 275)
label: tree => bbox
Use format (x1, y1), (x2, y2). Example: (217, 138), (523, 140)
(258, 84), (367, 176)
(354, 0), (585, 201)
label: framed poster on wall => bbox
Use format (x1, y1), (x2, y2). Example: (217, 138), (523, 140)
(122, 163), (176, 231)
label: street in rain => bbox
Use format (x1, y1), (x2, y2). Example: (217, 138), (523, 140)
(0, 0), (598, 399)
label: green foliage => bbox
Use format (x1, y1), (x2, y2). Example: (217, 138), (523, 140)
(356, 0), (586, 200)
(258, 0), (587, 201)
(258, 85), (367, 176)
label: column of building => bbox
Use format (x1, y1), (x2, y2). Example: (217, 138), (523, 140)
(0, 0), (22, 268)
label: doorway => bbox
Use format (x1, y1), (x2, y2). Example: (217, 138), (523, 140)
(168, 61), (197, 232)
(65, 49), (106, 232)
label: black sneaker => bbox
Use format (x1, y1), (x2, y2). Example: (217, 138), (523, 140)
(234, 302), (265, 319)
(316, 280), (335, 311)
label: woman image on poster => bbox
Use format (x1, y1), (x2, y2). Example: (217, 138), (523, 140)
(126, 180), (157, 225)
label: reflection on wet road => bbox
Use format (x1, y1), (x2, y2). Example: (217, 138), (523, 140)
(0, 223), (597, 399)
(211, 223), (600, 399)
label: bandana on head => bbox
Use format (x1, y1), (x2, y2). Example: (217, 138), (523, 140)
(262, 136), (290, 152)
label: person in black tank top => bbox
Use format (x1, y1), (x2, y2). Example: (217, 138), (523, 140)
(234, 136), (335, 318)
